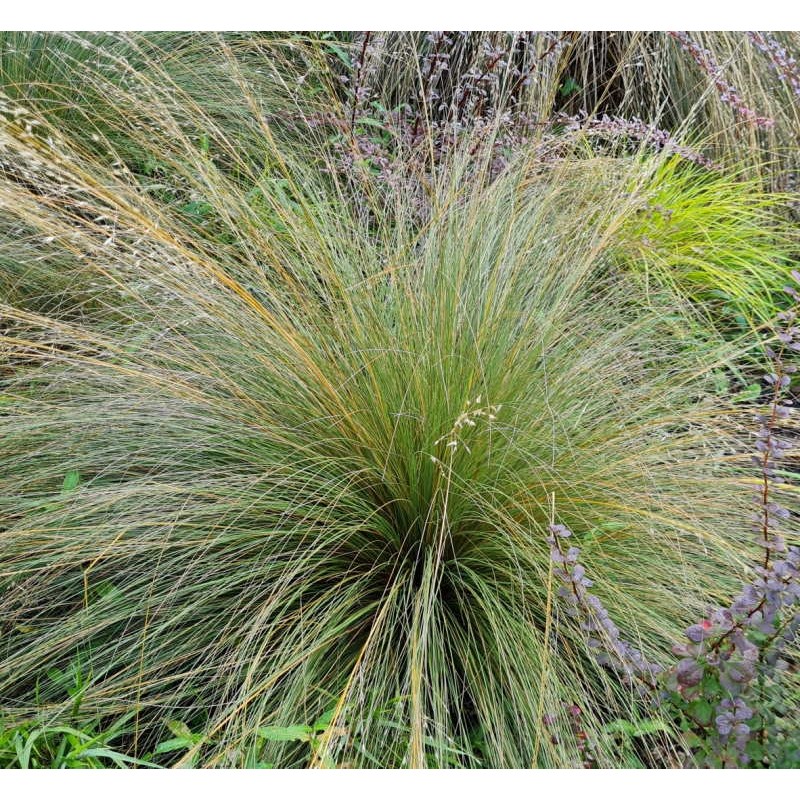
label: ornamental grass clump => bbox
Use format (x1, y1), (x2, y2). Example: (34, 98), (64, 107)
(0, 37), (795, 768)
(614, 157), (795, 327)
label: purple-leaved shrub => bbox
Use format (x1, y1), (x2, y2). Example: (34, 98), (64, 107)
(547, 276), (800, 767)
(320, 33), (721, 200)
(747, 32), (800, 100)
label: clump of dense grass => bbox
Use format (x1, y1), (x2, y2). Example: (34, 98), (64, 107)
(3, 33), (800, 770)
(614, 157), (795, 326)
(2, 36), (789, 769)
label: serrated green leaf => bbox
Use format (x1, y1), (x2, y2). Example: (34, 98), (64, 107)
(682, 731), (703, 749)
(559, 77), (581, 97)
(604, 719), (637, 737)
(745, 740), (764, 761)
(604, 718), (669, 738)
(312, 708), (336, 732)
(324, 43), (351, 69)
(355, 117), (387, 129)
(748, 714), (765, 731)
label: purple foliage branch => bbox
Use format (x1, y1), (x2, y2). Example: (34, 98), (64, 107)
(412, 31), (452, 144)
(547, 276), (800, 766)
(348, 31), (375, 130)
(667, 290), (800, 765)
(547, 523), (664, 693)
(556, 111), (719, 170)
(747, 32), (800, 100)
(668, 31), (775, 129)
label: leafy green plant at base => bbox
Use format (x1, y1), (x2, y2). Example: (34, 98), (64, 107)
(1, 655), (153, 770)
(0, 718), (158, 768)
